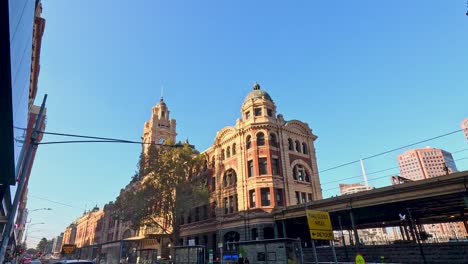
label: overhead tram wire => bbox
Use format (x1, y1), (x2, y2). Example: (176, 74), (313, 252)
(29, 195), (86, 210)
(322, 173), (397, 192)
(322, 155), (468, 193)
(319, 128), (464, 174)
(35, 130), (180, 147)
(321, 149), (468, 186)
(321, 166), (400, 186)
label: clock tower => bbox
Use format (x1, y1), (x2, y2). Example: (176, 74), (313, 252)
(141, 97), (177, 152)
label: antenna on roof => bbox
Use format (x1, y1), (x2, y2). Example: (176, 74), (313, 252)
(161, 84), (164, 101)
(360, 159), (369, 188)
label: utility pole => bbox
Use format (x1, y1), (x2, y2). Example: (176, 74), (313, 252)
(0, 95), (47, 263)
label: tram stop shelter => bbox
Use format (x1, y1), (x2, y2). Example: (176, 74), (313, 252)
(226, 238), (303, 264)
(173, 245), (206, 264)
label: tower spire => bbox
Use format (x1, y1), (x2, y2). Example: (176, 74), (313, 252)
(160, 85), (164, 101)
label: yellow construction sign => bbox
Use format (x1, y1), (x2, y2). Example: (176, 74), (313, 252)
(61, 244), (76, 254)
(306, 210), (334, 240)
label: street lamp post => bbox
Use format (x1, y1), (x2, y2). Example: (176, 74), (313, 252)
(22, 208), (51, 245)
(29, 208), (52, 213)
(23, 222), (45, 245)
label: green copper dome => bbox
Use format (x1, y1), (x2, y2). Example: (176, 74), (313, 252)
(243, 82), (273, 104)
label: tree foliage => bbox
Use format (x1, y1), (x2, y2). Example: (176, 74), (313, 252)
(115, 141), (208, 236)
(35, 237), (48, 252)
(26, 248), (38, 255)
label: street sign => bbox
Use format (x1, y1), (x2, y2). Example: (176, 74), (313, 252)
(306, 210), (334, 240)
(309, 230), (334, 240)
(217, 242), (223, 248)
(61, 244), (76, 255)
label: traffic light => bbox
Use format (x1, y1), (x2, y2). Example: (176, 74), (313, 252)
(14, 246), (24, 256)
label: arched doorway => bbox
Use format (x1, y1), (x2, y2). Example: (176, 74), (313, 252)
(122, 229), (132, 239)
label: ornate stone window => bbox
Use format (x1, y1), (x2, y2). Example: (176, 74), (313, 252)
(249, 190), (256, 208)
(260, 188), (271, 206)
(270, 133), (278, 147)
(292, 164), (310, 182)
(302, 142), (308, 154)
(226, 146), (231, 158)
(288, 138), (293, 150)
(246, 135), (252, 149)
(247, 160), (254, 177)
(254, 107), (262, 116)
(295, 140), (301, 152)
(257, 132), (265, 146)
(232, 143), (236, 155)
(259, 158), (268, 175)
(267, 109), (273, 117)
(221, 149), (225, 160)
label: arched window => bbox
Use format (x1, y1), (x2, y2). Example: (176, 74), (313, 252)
(251, 228), (258, 240)
(292, 164), (310, 182)
(246, 135), (252, 149)
(232, 143), (236, 155)
(257, 132), (265, 146)
(295, 140), (301, 152)
(270, 133), (278, 147)
(221, 149), (225, 160)
(211, 156), (215, 168)
(302, 142), (308, 154)
(288, 138), (293, 150)
(223, 169), (237, 187)
(226, 146), (231, 158)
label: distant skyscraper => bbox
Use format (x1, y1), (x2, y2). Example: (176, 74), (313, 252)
(461, 118), (468, 142)
(396, 147), (465, 242)
(397, 147), (458, 181)
(339, 183), (373, 195)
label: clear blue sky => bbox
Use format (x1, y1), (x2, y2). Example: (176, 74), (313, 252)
(26, 0), (468, 246)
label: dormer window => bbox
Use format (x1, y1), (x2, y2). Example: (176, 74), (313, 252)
(267, 109), (273, 117)
(161, 111), (165, 118)
(254, 108), (262, 116)
(245, 111), (251, 119)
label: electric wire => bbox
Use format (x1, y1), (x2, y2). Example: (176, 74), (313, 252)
(319, 128), (463, 173)
(29, 195), (86, 210)
(36, 130), (183, 147)
(321, 166), (399, 185)
(322, 155), (468, 192)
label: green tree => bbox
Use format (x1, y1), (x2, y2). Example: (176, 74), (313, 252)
(36, 238), (47, 252)
(115, 141), (208, 240)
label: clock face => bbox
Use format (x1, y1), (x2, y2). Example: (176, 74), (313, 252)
(158, 138), (165, 144)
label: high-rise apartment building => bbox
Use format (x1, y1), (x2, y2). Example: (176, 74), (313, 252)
(397, 147), (465, 242)
(397, 147), (458, 181)
(462, 118), (468, 142)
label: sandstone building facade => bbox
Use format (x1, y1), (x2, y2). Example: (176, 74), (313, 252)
(178, 83), (322, 253)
